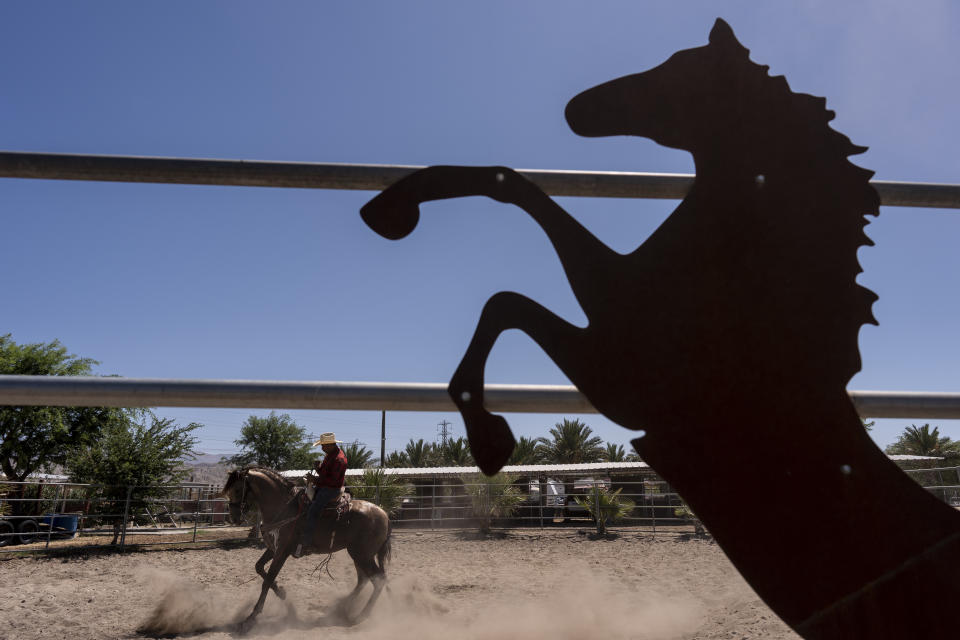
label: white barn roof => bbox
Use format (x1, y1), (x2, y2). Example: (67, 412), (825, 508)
(280, 460), (650, 479)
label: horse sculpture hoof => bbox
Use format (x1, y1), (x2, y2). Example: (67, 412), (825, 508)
(360, 193), (420, 240)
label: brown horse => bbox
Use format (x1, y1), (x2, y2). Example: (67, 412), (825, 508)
(360, 18), (960, 640)
(219, 467), (391, 634)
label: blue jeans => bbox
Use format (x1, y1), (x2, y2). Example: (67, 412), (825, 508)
(300, 486), (339, 546)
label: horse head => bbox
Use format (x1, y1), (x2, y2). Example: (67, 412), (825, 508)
(565, 18), (811, 172)
(220, 468), (250, 525)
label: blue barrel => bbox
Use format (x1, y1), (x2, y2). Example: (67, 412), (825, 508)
(41, 513), (79, 534)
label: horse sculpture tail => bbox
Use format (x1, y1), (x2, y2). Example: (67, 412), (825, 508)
(376, 522), (391, 570)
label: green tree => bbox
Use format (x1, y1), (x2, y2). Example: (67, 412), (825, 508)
(461, 473), (527, 534)
(574, 485), (636, 536)
(383, 450), (410, 468)
(342, 441), (374, 469)
(537, 418), (605, 464)
(221, 412), (314, 471)
(603, 443), (628, 462)
(439, 437), (473, 466)
(507, 436), (542, 465)
(404, 438), (439, 467)
(0, 335), (129, 515)
(885, 424), (960, 458)
(348, 468), (412, 515)
(66, 412), (200, 544)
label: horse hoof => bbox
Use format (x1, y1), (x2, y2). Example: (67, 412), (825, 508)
(237, 618), (256, 635)
(275, 585), (287, 600)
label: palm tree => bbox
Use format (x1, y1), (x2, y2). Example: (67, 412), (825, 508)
(383, 450), (410, 468)
(439, 437), (473, 466)
(603, 443), (627, 462)
(508, 436), (542, 465)
(461, 473), (527, 534)
(886, 424), (960, 457)
(341, 441), (374, 469)
(537, 418), (605, 464)
(574, 485), (635, 536)
(404, 438), (439, 467)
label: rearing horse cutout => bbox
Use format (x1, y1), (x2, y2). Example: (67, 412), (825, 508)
(361, 19), (960, 639)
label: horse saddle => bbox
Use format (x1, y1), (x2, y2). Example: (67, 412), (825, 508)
(297, 486), (352, 520)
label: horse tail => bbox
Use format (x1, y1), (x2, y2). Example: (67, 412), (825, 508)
(376, 522), (392, 571)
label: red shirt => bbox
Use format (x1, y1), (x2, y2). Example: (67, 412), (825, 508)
(314, 447), (348, 489)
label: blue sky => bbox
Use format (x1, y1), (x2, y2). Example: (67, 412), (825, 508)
(2, 2), (959, 458)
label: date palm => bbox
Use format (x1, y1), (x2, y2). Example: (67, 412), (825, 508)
(604, 443), (627, 462)
(440, 437), (473, 466)
(342, 441), (374, 469)
(383, 450), (410, 468)
(508, 436), (542, 465)
(404, 438), (439, 467)
(885, 424), (960, 457)
(574, 485), (635, 536)
(537, 419), (604, 464)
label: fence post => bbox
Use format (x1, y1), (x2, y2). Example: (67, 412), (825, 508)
(538, 479), (544, 529)
(192, 494), (200, 543)
(594, 482), (601, 535)
(119, 485), (133, 552)
(44, 484), (63, 550)
(651, 486), (658, 539)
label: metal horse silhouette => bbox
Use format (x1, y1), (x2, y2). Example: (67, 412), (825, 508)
(361, 19), (960, 639)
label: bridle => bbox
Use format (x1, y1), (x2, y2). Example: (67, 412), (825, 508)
(227, 471), (251, 523)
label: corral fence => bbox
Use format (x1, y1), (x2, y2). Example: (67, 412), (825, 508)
(4, 464), (958, 555)
(0, 473), (699, 554)
(2, 151), (960, 555)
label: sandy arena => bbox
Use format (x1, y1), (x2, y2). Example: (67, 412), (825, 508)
(0, 530), (798, 640)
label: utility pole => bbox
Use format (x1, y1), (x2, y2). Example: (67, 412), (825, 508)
(437, 419), (452, 447)
(380, 410), (386, 467)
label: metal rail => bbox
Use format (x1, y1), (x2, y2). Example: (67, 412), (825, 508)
(1, 375), (958, 418)
(2, 151), (959, 209)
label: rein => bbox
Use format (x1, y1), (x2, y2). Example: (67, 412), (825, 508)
(230, 469), (305, 537)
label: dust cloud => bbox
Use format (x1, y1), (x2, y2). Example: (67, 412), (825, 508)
(360, 566), (704, 640)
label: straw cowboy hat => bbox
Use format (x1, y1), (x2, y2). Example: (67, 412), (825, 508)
(313, 432), (343, 447)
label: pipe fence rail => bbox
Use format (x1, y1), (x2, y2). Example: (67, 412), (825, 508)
(1, 375), (960, 419)
(3, 468), (957, 555)
(3, 151), (960, 209)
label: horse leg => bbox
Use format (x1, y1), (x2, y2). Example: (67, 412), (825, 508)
(239, 549), (290, 635)
(254, 548), (286, 600)
(449, 291), (584, 474)
(362, 166), (615, 302)
(345, 550), (370, 603)
(350, 556), (386, 623)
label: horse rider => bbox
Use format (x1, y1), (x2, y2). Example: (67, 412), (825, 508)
(293, 431), (348, 558)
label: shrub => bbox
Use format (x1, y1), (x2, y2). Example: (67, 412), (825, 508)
(575, 485), (635, 536)
(462, 473), (527, 534)
(348, 468), (412, 515)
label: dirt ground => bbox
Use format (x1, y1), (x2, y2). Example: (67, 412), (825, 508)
(0, 529), (798, 640)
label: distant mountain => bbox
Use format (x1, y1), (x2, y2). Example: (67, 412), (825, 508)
(190, 452), (234, 465)
(183, 452), (234, 485)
